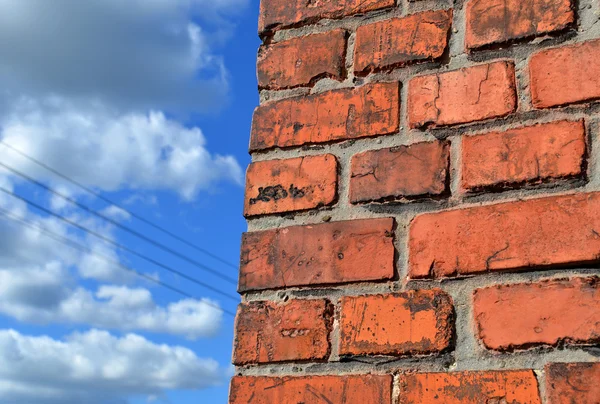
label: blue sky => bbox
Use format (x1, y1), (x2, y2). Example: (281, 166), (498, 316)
(0, 1), (260, 403)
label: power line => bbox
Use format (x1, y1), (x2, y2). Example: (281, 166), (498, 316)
(0, 161), (237, 283)
(0, 207), (236, 316)
(0, 140), (239, 270)
(0, 186), (240, 296)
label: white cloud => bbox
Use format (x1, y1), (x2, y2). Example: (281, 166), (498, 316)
(0, 97), (243, 200)
(0, 328), (224, 404)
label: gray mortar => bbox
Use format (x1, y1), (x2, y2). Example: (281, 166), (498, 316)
(237, 0), (600, 399)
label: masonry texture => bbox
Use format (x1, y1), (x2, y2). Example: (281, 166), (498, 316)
(232, 0), (600, 402)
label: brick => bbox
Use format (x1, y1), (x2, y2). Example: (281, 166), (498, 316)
(461, 120), (586, 192)
(546, 362), (600, 404)
(339, 290), (454, 356)
(257, 30), (347, 90)
(230, 375), (393, 404)
(473, 277), (600, 350)
(350, 141), (450, 203)
(398, 370), (541, 403)
(530, 39), (600, 108)
(251, 82), (400, 151)
(354, 9), (453, 75)
(466, 0), (574, 50)
(258, 0), (395, 34)
(239, 218), (395, 292)
(244, 154), (337, 217)
(409, 192), (600, 278)
(408, 61), (517, 129)
(233, 299), (331, 365)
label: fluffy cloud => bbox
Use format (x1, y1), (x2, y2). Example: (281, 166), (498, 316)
(0, 97), (242, 200)
(0, 328), (223, 404)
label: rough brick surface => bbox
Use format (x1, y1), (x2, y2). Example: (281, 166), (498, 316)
(233, 299), (331, 365)
(258, 0), (395, 34)
(473, 277), (600, 350)
(461, 120), (586, 191)
(251, 82), (400, 150)
(229, 375), (393, 404)
(530, 39), (600, 108)
(239, 218), (395, 292)
(466, 0), (574, 50)
(545, 362), (600, 404)
(244, 155), (337, 217)
(350, 141), (449, 203)
(398, 370), (542, 403)
(339, 290), (454, 356)
(354, 9), (452, 75)
(408, 61), (517, 128)
(257, 30), (347, 90)
(409, 192), (600, 278)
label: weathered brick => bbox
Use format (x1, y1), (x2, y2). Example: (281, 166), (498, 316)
(251, 82), (400, 151)
(230, 375), (393, 404)
(546, 362), (600, 404)
(473, 277), (600, 350)
(233, 299), (331, 365)
(258, 0), (395, 34)
(398, 370), (541, 403)
(466, 0), (574, 50)
(461, 120), (586, 192)
(354, 9), (452, 75)
(339, 290), (454, 356)
(350, 141), (449, 203)
(408, 61), (517, 128)
(239, 218), (395, 292)
(244, 155), (337, 217)
(409, 192), (600, 278)
(530, 39), (600, 108)
(257, 30), (347, 90)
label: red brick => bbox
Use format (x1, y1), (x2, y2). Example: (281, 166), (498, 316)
(408, 61), (517, 128)
(244, 155), (337, 217)
(546, 362), (600, 404)
(473, 277), (600, 350)
(461, 120), (586, 191)
(350, 141), (449, 203)
(530, 39), (600, 108)
(251, 82), (400, 151)
(398, 370), (541, 403)
(230, 375), (393, 404)
(339, 290), (454, 356)
(257, 30), (347, 90)
(409, 192), (600, 278)
(466, 0), (574, 50)
(354, 9), (452, 75)
(239, 218), (395, 292)
(258, 0), (395, 34)
(233, 299), (331, 365)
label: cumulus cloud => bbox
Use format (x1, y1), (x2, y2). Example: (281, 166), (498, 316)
(0, 328), (224, 404)
(0, 97), (242, 200)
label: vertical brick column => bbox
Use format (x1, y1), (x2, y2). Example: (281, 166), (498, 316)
(232, 0), (600, 402)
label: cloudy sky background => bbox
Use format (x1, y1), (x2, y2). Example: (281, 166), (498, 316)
(0, 0), (258, 402)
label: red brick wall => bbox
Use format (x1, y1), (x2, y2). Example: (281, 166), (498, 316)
(231, 0), (600, 402)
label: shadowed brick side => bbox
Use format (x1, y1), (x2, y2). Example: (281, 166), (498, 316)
(409, 192), (600, 278)
(233, 299), (332, 365)
(466, 0), (574, 49)
(251, 82), (400, 151)
(339, 290), (454, 356)
(230, 375), (393, 404)
(398, 370), (542, 403)
(473, 277), (600, 350)
(354, 9), (452, 75)
(239, 218), (395, 292)
(546, 362), (600, 404)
